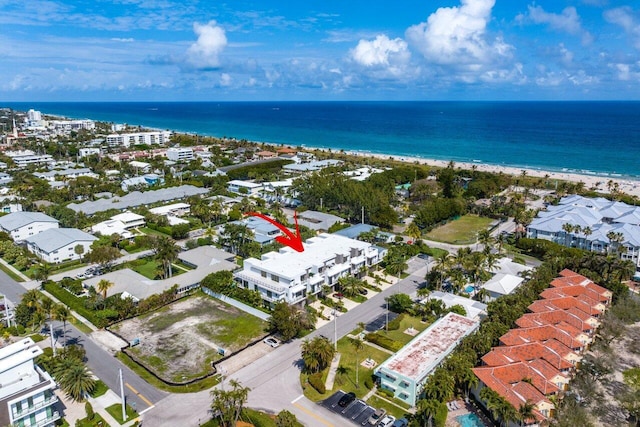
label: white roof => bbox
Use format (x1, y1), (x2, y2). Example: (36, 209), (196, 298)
(482, 273), (524, 296)
(112, 211), (145, 222)
(490, 257), (532, 276)
(0, 211), (58, 232)
(149, 203), (190, 215)
(427, 291), (487, 320)
(377, 313), (478, 381)
(25, 228), (97, 253)
(91, 220), (133, 239)
(228, 180), (263, 188)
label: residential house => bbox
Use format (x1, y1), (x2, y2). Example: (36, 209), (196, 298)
(218, 216), (283, 248)
(110, 212), (146, 229)
(121, 174), (162, 191)
(481, 273), (524, 301)
(295, 210), (344, 232)
(0, 338), (60, 427)
(25, 228), (97, 263)
(227, 180), (263, 195)
(0, 212), (59, 241)
(333, 223), (395, 243)
(233, 233), (386, 306)
(424, 291), (488, 321)
(472, 270), (611, 426)
(375, 313), (479, 406)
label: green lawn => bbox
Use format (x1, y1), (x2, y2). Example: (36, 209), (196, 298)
(105, 403), (138, 425)
(384, 315), (432, 346)
(426, 215), (494, 244)
(302, 333), (393, 402)
(128, 258), (189, 280)
(367, 394), (412, 420)
(74, 413), (110, 427)
(89, 380), (109, 398)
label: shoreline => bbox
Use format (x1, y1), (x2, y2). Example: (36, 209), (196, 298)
(343, 150), (640, 198)
(21, 107), (640, 199)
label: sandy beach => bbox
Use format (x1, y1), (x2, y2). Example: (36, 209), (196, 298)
(338, 150), (640, 199)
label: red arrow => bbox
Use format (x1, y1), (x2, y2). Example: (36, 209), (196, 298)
(246, 211), (305, 252)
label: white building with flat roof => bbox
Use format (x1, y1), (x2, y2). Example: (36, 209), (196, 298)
(227, 180), (263, 195)
(166, 147), (194, 162)
(234, 233), (386, 306)
(111, 211), (145, 229)
(106, 131), (171, 147)
(0, 338), (59, 427)
(375, 312), (479, 406)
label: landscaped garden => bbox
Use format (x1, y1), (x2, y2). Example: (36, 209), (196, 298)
(110, 295), (267, 383)
(425, 215), (494, 244)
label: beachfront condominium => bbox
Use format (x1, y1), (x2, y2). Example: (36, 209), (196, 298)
(527, 194), (640, 269)
(233, 233), (386, 306)
(106, 130), (172, 148)
(0, 338), (60, 427)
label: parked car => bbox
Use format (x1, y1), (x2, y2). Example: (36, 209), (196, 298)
(368, 408), (386, 425)
(358, 288), (368, 295)
(338, 392), (356, 408)
(379, 415), (396, 427)
(263, 337), (280, 348)
(392, 418), (408, 427)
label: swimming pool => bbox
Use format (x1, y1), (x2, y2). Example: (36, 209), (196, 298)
(456, 413), (487, 427)
(464, 285), (475, 293)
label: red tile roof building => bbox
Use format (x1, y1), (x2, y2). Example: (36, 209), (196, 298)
(473, 270), (610, 425)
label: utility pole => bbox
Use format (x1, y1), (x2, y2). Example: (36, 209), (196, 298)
(333, 310), (338, 351)
(119, 369), (126, 422)
(362, 206), (365, 224)
(2, 295), (9, 327)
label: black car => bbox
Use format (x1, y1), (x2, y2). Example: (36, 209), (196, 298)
(338, 392), (356, 408)
(358, 288), (368, 295)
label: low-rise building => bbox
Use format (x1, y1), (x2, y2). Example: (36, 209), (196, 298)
(34, 168), (98, 182)
(234, 233), (386, 306)
(227, 180), (263, 195)
(25, 228), (97, 263)
(110, 211), (146, 229)
(121, 174), (162, 191)
(295, 210), (344, 232)
(0, 338), (59, 427)
(424, 291), (488, 320)
(375, 312), (479, 406)
(0, 212), (59, 241)
(166, 147), (194, 162)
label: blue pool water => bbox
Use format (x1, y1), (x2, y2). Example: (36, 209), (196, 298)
(456, 413), (487, 427)
(465, 285), (475, 294)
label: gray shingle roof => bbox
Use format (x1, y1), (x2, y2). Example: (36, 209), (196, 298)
(24, 228), (97, 253)
(67, 185), (209, 215)
(0, 211), (58, 232)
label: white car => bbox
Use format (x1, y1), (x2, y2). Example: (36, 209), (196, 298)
(263, 337), (280, 348)
(379, 415), (396, 427)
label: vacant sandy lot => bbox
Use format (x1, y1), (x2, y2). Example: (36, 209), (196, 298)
(111, 295), (267, 382)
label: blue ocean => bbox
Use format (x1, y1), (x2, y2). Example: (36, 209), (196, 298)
(6, 101), (640, 178)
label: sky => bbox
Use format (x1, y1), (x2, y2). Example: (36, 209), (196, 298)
(1, 0), (640, 101)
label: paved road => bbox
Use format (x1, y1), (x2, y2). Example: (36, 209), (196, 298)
(0, 268), (166, 413)
(142, 258), (431, 426)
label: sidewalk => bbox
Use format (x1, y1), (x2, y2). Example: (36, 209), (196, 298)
(0, 257), (30, 281)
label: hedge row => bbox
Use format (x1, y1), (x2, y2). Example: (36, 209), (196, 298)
(364, 332), (403, 352)
(387, 313), (405, 331)
(308, 372), (326, 394)
(43, 281), (108, 328)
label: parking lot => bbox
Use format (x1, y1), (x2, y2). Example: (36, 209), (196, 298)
(320, 390), (377, 426)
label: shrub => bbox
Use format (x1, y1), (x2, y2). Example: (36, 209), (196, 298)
(434, 401), (448, 427)
(378, 388), (394, 398)
(364, 332), (403, 352)
(85, 402), (94, 421)
(308, 372), (326, 394)
(364, 376), (374, 390)
(387, 313), (405, 330)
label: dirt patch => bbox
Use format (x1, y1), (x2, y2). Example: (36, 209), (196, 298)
(111, 295), (267, 382)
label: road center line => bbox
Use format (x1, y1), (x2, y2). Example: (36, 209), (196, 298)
(292, 402), (334, 427)
(125, 382), (154, 407)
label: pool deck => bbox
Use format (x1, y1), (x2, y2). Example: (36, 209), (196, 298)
(445, 398), (495, 427)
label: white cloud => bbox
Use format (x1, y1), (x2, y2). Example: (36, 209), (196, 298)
(350, 35), (409, 67)
(220, 73), (232, 86)
(405, 0), (510, 65)
(186, 21), (227, 69)
(604, 7), (640, 49)
(521, 5), (593, 45)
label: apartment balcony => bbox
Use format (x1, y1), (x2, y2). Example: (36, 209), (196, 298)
(13, 409), (60, 427)
(12, 395), (59, 419)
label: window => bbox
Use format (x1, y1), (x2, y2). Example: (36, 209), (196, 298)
(261, 271), (267, 278)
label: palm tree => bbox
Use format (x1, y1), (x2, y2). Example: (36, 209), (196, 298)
(56, 305), (71, 348)
(518, 400), (536, 427)
(582, 226), (593, 250)
(415, 399), (440, 427)
(96, 279), (114, 299)
(40, 297), (58, 356)
(350, 337), (365, 388)
(57, 364), (96, 402)
(384, 253), (407, 280)
(338, 276), (366, 298)
(335, 365), (350, 385)
(562, 223), (575, 246)
(477, 229), (494, 252)
(301, 336), (335, 373)
(152, 235), (180, 278)
(405, 222), (421, 241)
(476, 288), (490, 303)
